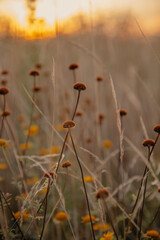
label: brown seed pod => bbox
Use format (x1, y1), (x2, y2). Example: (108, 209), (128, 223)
(0, 87), (9, 95)
(95, 189), (109, 199)
(35, 63), (42, 69)
(32, 86), (41, 92)
(1, 111), (11, 117)
(68, 63), (79, 70)
(153, 125), (160, 134)
(62, 161), (72, 168)
(76, 111), (83, 117)
(73, 82), (86, 91)
(1, 70), (9, 75)
(29, 70), (39, 76)
(142, 139), (155, 147)
(63, 120), (75, 129)
(96, 76), (103, 82)
(120, 109), (127, 117)
(1, 79), (8, 85)
(44, 171), (56, 179)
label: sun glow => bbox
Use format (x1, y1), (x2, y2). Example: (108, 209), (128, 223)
(0, 0), (160, 39)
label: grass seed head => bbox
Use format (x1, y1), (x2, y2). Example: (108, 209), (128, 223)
(0, 87), (9, 95)
(142, 139), (155, 147)
(73, 82), (86, 91)
(68, 63), (79, 70)
(63, 120), (75, 129)
(153, 124), (160, 134)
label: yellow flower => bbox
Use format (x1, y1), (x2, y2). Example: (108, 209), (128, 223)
(40, 149), (49, 155)
(13, 211), (29, 222)
(82, 215), (96, 224)
(100, 232), (114, 240)
(0, 163), (8, 170)
(21, 193), (27, 199)
(27, 177), (39, 186)
(103, 140), (113, 149)
(50, 146), (61, 154)
(54, 212), (68, 222)
(24, 125), (39, 136)
(0, 139), (9, 148)
(93, 223), (110, 232)
(84, 176), (94, 182)
(20, 143), (32, 150)
(146, 230), (159, 238)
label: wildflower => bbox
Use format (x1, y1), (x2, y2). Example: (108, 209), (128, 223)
(1, 79), (8, 85)
(24, 125), (39, 136)
(82, 215), (96, 223)
(100, 232), (114, 240)
(146, 230), (159, 238)
(40, 149), (48, 155)
(120, 109), (127, 117)
(20, 143), (32, 150)
(68, 63), (79, 70)
(54, 212), (68, 222)
(35, 63), (42, 69)
(1, 70), (9, 75)
(29, 70), (39, 76)
(142, 139), (155, 147)
(93, 223), (110, 232)
(76, 111), (83, 117)
(96, 189), (109, 199)
(73, 82), (86, 91)
(84, 176), (94, 182)
(97, 76), (103, 82)
(1, 110), (11, 117)
(13, 211), (29, 222)
(62, 161), (71, 168)
(0, 139), (9, 148)
(50, 146), (61, 154)
(32, 86), (41, 92)
(103, 140), (113, 149)
(0, 163), (8, 170)
(22, 193), (27, 199)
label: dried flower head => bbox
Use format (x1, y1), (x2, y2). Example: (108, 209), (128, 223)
(29, 70), (39, 76)
(44, 171), (56, 179)
(35, 63), (42, 69)
(54, 212), (68, 222)
(73, 82), (86, 91)
(68, 63), (79, 70)
(82, 215), (96, 224)
(146, 230), (159, 238)
(1, 79), (8, 85)
(154, 125), (160, 134)
(0, 87), (9, 95)
(96, 76), (103, 82)
(1, 70), (9, 75)
(99, 114), (105, 124)
(76, 111), (83, 117)
(142, 139), (155, 147)
(1, 110), (11, 117)
(120, 109), (127, 117)
(63, 120), (75, 129)
(86, 138), (93, 143)
(32, 86), (41, 92)
(95, 189), (109, 199)
(62, 161), (72, 168)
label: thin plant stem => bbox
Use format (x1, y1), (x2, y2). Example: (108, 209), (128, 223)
(40, 178), (50, 240)
(0, 192), (9, 240)
(145, 205), (160, 230)
(72, 90), (81, 120)
(0, 95), (6, 137)
(69, 132), (96, 240)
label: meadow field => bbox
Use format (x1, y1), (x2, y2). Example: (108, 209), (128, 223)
(0, 16), (160, 240)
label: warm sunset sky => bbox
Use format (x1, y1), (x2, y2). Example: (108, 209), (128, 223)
(0, 0), (160, 37)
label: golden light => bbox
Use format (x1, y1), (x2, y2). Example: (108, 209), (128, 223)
(0, 0), (159, 39)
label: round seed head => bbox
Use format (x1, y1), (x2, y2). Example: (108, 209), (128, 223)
(29, 70), (39, 76)
(44, 171), (56, 179)
(73, 82), (86, 91)
(62, 161), (72, 168)
(68, 63), (79, 70)
(35, 63), (42, 69)
(120, 109), (127, 117)
(32, 86), (41, 92)
(1, 79), (8, 85)
(142, 139), (155, 147)
(76, 111), (83, 117)
(95, 189), (109, 199)
(1, 70), (9, 75)
(154, 125), (160, 134)
(63, 120), (75, 129)
(1, 111), (11, 117)
(0, 87), (9, 95)
(96, 76), (103, 82)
